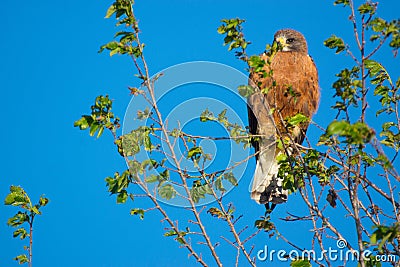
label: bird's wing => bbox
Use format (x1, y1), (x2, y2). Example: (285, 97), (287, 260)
(247, 90), (278, 203)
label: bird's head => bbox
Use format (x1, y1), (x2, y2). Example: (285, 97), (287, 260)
(273, 29), (308, 54)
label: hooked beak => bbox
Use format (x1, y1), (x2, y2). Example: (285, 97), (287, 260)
(276, 36), (287, 47)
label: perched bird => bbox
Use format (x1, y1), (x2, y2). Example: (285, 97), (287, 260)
(248, 29), (320, 207)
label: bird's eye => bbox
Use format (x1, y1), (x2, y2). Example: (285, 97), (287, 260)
(286, 38), (295, 44)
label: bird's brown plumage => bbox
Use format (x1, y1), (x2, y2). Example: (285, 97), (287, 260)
(249, 29), (320, 204)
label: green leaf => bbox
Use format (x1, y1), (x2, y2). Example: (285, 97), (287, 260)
(164, 230), (178, 237)
(143, 135), (152, 151)
(152, 169), (170, 187)
(99, 41), (119, 54)
(160, 169), (170, 178)
(214, 176), (226, 192)
(4, 186), (29, 207)
(286, 113), (309, 126)
(217, 25), (226, 34)
(118, 133), (138, 157)
(237, 85), (255, 97)
(207, 207), (232, 221)
(223, 172), (238, 186)
(365, 59), (382, 76)
(73, 115), (93, 130)
(137, 107), (151, 120)
(368, 18), (387, 33)
(326, 120), (374, 145)
(326, 120), (349, 136)
(176, 237), (185, 245)
(105, 170), (131, 195)
(331, 67), (360, 109)
(200, 108), (216, 122)
(13, 228), (29, 240)
(208, 207), (224, 218)
(145, 174), (159, 183)
(169, 128), (182, 138)
(291, 258), (311, 267)
(382, 122), (395, 131)
(248, 55), (266, 72)
(128, 160), (141, 178)
(370, 223), (399, 252)
(116, 190), (128, 203)
(7, 212), (29, 227)
(158, 184), (176, 200)
(75, 95), (120, 138)
(10, 185), (25, 194)
(164, 229), (189, 244)
(365, 59), (392, 86)
(324, 35), (346, 54)
(218, 18), (250, 56)
(97, 126), (105, 138)
(187, 146), (203, 159)
(118, 126), (154, 156)
(105, 3), (117, 18)
(389, 31), (400, 49)
(370, 233), (377, 244)
(217, 109), (227, 122)
(115, 31), (136, 44)
(334, 0), (349, 6)
(255, 217), (275, 231)
(130, 208), (145, 220)
(370, 34), (380, 42)
(89, 122), (100, 137)
(31, 206), (41, 215)
(14, 254), (29, 264)
(190, 183), (210, 203)
(358, 3), (376, 15)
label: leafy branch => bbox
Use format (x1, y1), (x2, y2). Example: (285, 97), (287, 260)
(5, 185), (49, 266)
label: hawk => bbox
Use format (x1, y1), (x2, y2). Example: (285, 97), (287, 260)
(248, 29), (320, 206)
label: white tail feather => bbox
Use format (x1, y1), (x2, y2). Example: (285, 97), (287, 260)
(250, 151), (288, 204)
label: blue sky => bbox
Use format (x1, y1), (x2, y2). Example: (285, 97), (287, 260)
(1, 0), (399, 266)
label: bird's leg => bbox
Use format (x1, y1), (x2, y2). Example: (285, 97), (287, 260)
(264, 203), (276, 216)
